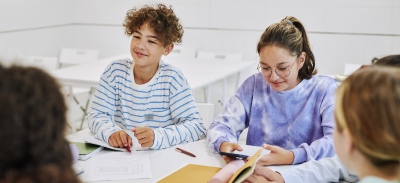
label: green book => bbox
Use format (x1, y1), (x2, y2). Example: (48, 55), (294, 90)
(70, 142), (103, 160)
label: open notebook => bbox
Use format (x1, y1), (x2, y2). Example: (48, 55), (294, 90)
(85, 130), (149, 151)
(157, 148), (263, 183)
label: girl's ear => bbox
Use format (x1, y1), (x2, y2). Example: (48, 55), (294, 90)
(297, 51), (306, 69)
(163, 44), (174, 56)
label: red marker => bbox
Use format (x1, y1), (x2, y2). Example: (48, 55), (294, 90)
(125, 145), (131, 153)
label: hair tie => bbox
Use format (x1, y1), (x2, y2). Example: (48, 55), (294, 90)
(284, 20), (293, 25)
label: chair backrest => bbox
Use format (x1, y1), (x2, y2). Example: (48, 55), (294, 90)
(162, 46), (197, 62)
(16, 55), (59, 72)
(197, 51), (243, 61)
(196, 103), (214, 129)
(169, 46), (197, 58)
(59, 48), (99, 66)
(343, 63), (362, 75)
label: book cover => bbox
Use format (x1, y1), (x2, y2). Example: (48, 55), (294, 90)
(70, 142), (103, 160)
(157, 148), (263, 183)
(157, 164), (221, 183)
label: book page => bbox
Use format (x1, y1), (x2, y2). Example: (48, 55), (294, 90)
(86, 151), (152, 181)
(85, 131), (149, 151)
(229, 148), (263, 183)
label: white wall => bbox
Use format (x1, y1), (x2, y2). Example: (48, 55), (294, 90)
(0, 0), (74, 64)
(2, 0), (399, 70)
(1, 0), (399, 117)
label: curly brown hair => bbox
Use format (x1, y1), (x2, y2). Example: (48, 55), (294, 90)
(123, 4), (183, 47)
(0, 65), (79, 183)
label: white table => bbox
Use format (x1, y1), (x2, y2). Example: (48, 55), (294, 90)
(67, 129), (283, 183)
(54, 56), (255, 132)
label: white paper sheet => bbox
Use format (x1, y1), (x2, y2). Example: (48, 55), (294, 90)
(86, 151), (152, 182)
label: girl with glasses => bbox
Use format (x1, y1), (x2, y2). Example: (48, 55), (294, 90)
(207, 16), (337, 166)
(244, 55), (400, 183)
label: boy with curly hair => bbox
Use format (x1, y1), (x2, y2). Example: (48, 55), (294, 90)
(87, 4), (206, 150)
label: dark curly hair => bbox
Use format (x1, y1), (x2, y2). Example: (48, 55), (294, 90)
(257, 16), (317, 80)
(123, 4), (183, 47)
(0, 65), (79, 183)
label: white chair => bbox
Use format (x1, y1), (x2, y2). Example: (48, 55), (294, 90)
(196, 51), (243, 104)
(16, 55), (59, 72)
(343, 63), (362, 75)
(169, 46), (196, 58)
(59, 48), (99, 68)
(196, 103), (214, 129)
(197, 51), (243, 61)
(162, 46), (197, 62)
(59, 48), (100, 131)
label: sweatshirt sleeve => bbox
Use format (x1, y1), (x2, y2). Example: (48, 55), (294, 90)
(149, 70), (206, 150)
(87, 63), (122, 143)
(278, 155), (358, 183)
(291, 78), (337, 164)
(206, 76), (255, 153)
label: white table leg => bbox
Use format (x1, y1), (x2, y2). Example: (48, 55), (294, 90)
(68, 86), (77, 133)
(206, 85), (211, 103)
(223, 78), (227, 105)
(235, 72), (241, 89)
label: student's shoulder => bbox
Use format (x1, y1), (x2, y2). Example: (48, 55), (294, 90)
(107, 59), (132, 70)
(306, 75), (338, 94)
(310, 75), (338, 87)
(160, 61), (185, 77)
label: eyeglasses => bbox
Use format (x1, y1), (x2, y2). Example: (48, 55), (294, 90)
(257, 61), (297, 78)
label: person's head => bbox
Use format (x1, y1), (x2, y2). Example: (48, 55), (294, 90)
(256, 16), (316, 92)
(123, 4), (183, 69)
(334, 66), (400, 180)
(372, 54), (400, 67)
(0, 65), (78, 183)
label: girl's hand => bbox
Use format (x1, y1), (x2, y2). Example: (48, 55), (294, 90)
(252, 165), (285, 183)
(219, 142), (243, 163)
(257, 144), (294, 166)
(243, 174), (269, 183)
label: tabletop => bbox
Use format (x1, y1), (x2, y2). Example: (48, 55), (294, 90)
(66, 129), (279, 183)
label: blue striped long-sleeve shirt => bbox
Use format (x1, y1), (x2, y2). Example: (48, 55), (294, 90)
(87, 59), (206, 149)
(207, 73), (337, 164)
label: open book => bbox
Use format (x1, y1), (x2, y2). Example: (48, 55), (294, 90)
(228, 148), (263, 183)
(157, 148), (263, 183)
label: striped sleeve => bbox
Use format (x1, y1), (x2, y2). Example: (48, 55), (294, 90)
(150, 69), (206, 149)
(87, 62), (122, 142)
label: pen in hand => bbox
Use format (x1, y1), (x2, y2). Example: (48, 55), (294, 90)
(175, 147), (196, 157)
(125, 145), (131, 153)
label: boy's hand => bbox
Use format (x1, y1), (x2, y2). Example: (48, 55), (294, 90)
(134, 126), (155, 147)
(108, 130), (132, 148)
(219, 142), (243, 163)
(257, 144), (294, 166)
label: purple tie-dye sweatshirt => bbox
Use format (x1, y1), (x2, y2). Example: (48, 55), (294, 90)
(207, 73), (337, 164)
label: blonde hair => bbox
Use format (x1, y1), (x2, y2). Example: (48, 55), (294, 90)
(335, 66), (400, 179)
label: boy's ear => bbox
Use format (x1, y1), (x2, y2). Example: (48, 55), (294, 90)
(163, 44), (174, 56)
